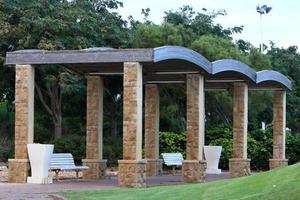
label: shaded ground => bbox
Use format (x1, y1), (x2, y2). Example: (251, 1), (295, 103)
(0, 169), (230, 200)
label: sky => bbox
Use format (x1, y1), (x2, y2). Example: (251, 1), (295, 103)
(117, 0), (300, 49)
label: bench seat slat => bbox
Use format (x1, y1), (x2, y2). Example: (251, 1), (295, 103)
(161, 153), (183, 166)
(49, 153), (89, 171)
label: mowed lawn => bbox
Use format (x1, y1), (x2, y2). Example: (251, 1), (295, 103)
(61, 163), (300, 200)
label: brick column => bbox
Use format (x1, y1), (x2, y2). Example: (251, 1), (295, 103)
(229, 83), (251, 178)
(8, 65), (34, 183)
(118, 62), (146, 187)
(269, 90), (288, 169)
(182, 74), (206, 183)
(145, 84), (162, 176)
(82, 76), (107, 179)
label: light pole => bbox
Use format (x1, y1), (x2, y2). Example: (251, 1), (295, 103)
(256, 4), (272, 53)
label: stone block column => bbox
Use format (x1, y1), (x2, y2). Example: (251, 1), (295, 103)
(182, 74), (206, 183)
(82, 76), (107, 179)
(269, 90), (288, 169)
(118, 62), (146, 187)
(229, 83), (251, 178)
(145, 84), (162, 176)
(8, 65), (34, 183)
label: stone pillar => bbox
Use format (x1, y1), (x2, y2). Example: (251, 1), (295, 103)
(229, 83), (251, 178)
(145, 84), (162, 176)
(182, 74), (206, 183)
(269, 90), (288, 169)
(8, 65), (34, 183)
(118, 62), (146, 187)
(82, 76), (107, 179)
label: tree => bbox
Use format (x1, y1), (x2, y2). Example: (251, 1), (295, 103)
(268, 45), (300, 132)
(0, 0), (127, 138)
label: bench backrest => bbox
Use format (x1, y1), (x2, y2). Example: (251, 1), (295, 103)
(161, 153), (183, 166)
(49, 153), (76, 169)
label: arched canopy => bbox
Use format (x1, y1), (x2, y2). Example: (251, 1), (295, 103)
(212, 59), (257, 82)
(256, 70), (292, 90)
(5, 45), (292, 90)
(153, 46), (212, 74)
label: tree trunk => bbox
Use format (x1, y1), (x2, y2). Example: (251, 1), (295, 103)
(35, 72), (63, 139)
(110, 114), (118, 138)
(54, 115), (62, 139)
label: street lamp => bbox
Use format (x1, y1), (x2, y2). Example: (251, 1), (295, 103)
(256, 4), (272, 52)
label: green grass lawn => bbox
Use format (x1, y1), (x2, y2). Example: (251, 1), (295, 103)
(60, 163), (300, 200)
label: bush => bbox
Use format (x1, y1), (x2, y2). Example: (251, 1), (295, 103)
(0, 135), (13, 162)
(103, 136), (122, 166)
(159, 131), (186, 158)
(52, 134), (86, 164)
(286, 132), (300, 164)
(248, 129), (272, 170)
(206, 125), (232, 169)
(209, 138), (232, 170)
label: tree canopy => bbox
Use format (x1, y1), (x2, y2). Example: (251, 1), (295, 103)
(0, 1), (300, 167)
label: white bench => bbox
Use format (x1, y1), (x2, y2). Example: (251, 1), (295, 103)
(161, 153), (184, 175)
(49, 153), (89, 180)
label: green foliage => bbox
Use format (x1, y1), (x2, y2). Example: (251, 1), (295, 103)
(206, 125), (232, 169)
(268, 46), (300, 132)
(0, 135), (13, 161)
(190, 35), (246, 61)
(0, 1), (300, 169)
(286, 132), (300, 164)
(159, 85), (186, 133)
(130, 23), (183, 48)
(52, 134), (86, 164)
(159, 132), (186, 158)
(205, 91), (232, 128)
(247, 129), (272, 170)
(103, 137), (122, 165)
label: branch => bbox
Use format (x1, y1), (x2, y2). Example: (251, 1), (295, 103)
(35, 82), (54, 116)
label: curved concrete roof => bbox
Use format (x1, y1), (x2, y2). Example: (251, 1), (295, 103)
(154, 46), (212, 74)
(153, 46), (291, 90)
(257, 70), (292, 90)
(212, 59), (257, 82)
(6, 45), (292, 90)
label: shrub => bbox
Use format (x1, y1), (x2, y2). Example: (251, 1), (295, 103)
(0, 135), (13, 162)
(286, 132), (300, 164)
(209, 138), (232, 170)
(247, 129), (272, 170)
(159, 131), (186, 158)
(52, 134), (86, 164)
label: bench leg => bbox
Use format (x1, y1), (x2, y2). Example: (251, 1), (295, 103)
(172, 166), (175, 176)
(75, 170), (79, 179)
(55, 170), (59, 181)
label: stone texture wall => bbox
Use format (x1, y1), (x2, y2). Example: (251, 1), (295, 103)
(229, 158), (251, 178)
(186, 74), (205, 160)
(9, 65), (35, 183)
(145, 159), (162, 176)
(8, 159), (30, 183)
(232, 83), (248, 159)
(82, 159), (107, 179)
(230, 83), (250, 178)
(270, 90), (287, 169)
(183, 75), (206, 183)
(119, 62), (145, 187)
(269, 159), (288, 169)
(118, 160), (146, 187)
(145, 84), (160, 176)
(86, 76), (103, 160)
(272, 90), (286, 160)
(83, 76), (106, 179)
(122, 62), (143, 160)
(182, 160), (206, 183)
